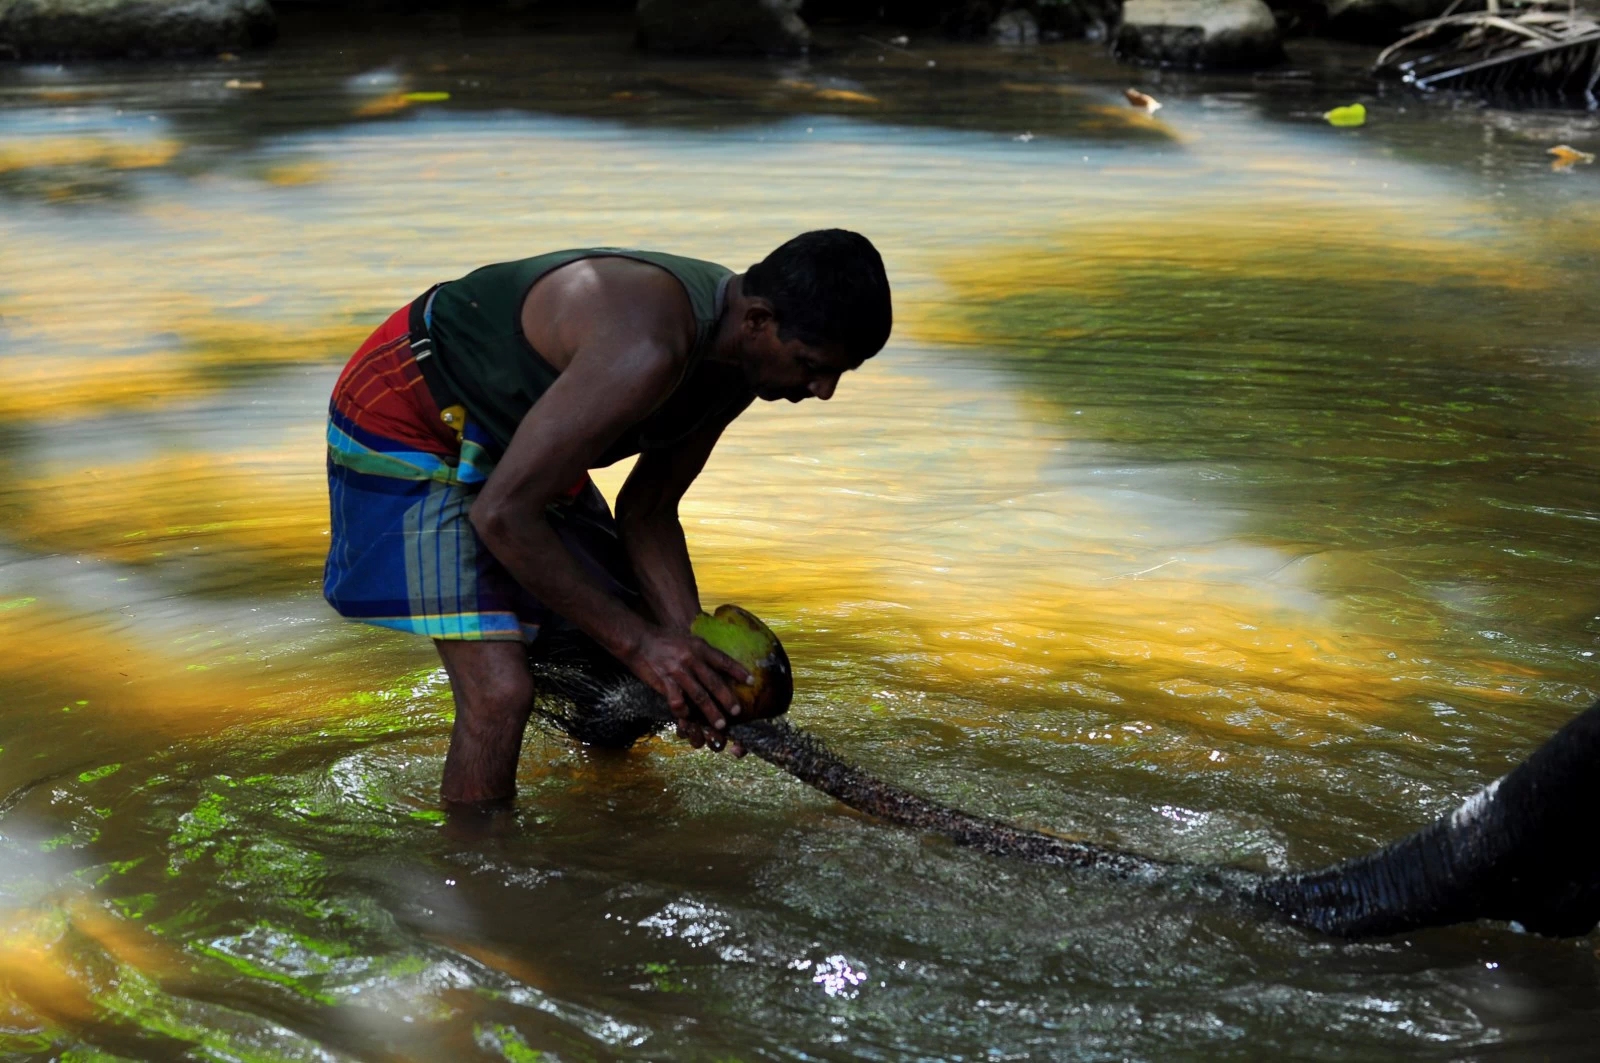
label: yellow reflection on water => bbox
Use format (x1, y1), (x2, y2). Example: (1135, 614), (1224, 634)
(0, 91), (1587, 754)
(0, 136), (180, 174)
(0, 892), (341, 1056)
(608, 360), (1535, 730)
(10, 441), (326, 574)
(0, 335), (1514, 747)
(256, 161), (332, 187)
(0, 307), (362, 423)
(914, 199), (1552, 353)
(0, 902), (109, 1035)
(0, 600), (289, 724)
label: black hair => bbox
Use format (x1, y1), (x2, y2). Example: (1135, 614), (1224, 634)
(743, 229), (892, 360)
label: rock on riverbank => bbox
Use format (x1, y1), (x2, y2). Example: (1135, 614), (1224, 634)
(635, 0), (809, 55)
(0, 0), (275, 58)
(1324, 0), (1456, 42)
(1116, 0), (1283, 67)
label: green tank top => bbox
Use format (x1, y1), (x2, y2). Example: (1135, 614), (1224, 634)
(424, 248), (742, 464)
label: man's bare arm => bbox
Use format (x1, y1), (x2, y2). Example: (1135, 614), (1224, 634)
(468, 280), (750, 734)
(617, 395), (754, 635)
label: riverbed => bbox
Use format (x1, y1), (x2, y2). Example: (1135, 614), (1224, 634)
(1, 17), (1598, 1060)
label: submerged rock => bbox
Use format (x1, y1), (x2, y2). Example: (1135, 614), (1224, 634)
(1116, 0), (1284, 68)
(0, 0), (275, 59)
(1324, 0), (1456, 43)
(635, 0), (809, 55)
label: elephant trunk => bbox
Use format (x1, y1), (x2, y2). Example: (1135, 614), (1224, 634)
(1256, 698), (1600, 938)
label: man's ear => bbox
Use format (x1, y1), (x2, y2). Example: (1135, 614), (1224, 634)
(742, 299), (777, 334)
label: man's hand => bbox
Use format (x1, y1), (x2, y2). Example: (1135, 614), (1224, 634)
(624, 630), (753, 752)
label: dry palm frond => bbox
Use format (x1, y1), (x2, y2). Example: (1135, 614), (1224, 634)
(1374, 1), (1600, 103)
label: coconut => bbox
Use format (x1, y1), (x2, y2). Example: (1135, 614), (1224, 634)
(690, 604), (793, 721)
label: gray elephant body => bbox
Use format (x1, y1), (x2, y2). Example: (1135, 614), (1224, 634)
(1256, 699), (1600, 937)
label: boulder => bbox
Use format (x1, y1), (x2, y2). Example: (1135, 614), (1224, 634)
(1259, 0), (1329, 37)
(635, 0), (809, 55)
(1324, 0), (1455, 43)
(1034, 0), (1114, 39)
(990, 7), (1040, 43)
(0, 0), (275, 58)
(1115, 0), (1283, 67)
(866, 0), (1115, 41)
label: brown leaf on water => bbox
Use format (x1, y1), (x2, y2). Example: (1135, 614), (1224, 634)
(1548, 144), (1594, 171)
(223, 78), (263, 90)
(354, 92), (411, 117)
(1124, 88), (1162, 113)
(813, 88), (880, 104)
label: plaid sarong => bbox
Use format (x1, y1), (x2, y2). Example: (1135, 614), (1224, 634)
(323, 297), (635, 641)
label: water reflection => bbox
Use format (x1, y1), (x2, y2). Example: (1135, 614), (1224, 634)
(920, 201), (1599, 717)
(0, 26), (1597, 1061)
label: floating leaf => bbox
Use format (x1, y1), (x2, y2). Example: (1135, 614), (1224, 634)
(1124, 88), (1162, 113)
(813, 88), (879, 104)
(223, 79), (263, 91)
(354, 93), (410, 117)
(401, 91), (451, 103)
(1548, 144), (1594, 171)
(1324, 103), (1367, 127)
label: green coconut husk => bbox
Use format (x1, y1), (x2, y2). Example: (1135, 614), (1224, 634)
(690, 603), (794, 721)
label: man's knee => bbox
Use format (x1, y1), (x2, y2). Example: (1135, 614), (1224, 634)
(457, 666), (533, 729)
(473, 668), (533, 722)
(438, 641), (534, 729)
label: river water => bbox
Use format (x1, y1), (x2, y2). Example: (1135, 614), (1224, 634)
(1, 16), (1598, 1060)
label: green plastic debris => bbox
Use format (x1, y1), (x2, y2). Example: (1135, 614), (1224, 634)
(402, 92), (451, 103)
(1324, 103), (1367, 128)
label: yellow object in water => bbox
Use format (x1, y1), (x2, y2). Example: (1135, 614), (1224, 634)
(402, 91), (452, 103)
(1323, 103), (1367, 127)
(1548, 144), (1594, 170)
(1124, 88), (1162, 114)
(813, 88), (880, 104)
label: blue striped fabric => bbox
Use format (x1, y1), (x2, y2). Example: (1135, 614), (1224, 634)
(323, 408), (537, 642)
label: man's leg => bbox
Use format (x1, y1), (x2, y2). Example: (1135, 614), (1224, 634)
(435, 638), (535, 807)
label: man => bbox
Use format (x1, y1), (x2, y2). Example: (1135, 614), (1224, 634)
(323, 230), (893, 807)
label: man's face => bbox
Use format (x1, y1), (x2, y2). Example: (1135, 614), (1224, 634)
(745, 318), (861, 403)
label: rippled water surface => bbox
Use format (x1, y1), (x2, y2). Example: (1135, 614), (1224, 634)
(2, 17), (1599, 1060)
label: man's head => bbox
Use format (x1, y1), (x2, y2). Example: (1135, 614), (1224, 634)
(734, 229), (892, 403)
